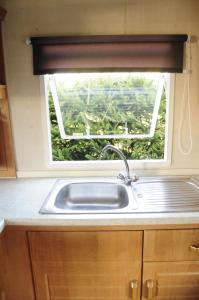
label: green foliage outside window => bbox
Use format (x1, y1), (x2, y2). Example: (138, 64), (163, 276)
(49, 76), (166, 161)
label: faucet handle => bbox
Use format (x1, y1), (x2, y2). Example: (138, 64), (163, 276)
(118, 172), (132, 185)
(117, 172), (126, 182)
(118, 172), (139, 185)
(131, 174), (139, 182)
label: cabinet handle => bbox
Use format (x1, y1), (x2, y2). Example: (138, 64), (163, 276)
(130, 280), (138, 300)
(146, 279), (155, 299)
(189, 245), (199, 253)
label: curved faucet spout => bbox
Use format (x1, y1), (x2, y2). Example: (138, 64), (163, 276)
(100, 145), (138, 185)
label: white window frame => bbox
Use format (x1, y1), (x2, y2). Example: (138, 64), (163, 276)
(47, 73), (165, 140)
(41, 74), (174, 174)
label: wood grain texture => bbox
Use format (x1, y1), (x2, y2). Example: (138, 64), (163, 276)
(29, 231), (142, 300)
(0, 23), (6, 85)
(3, 229), (35, 300)
(0, 85), (16, 177)
(142, 261), (199, 299)
(0, 10), (16, 177)
(0, 232), (6, 300)
(144, 229), (199, 262)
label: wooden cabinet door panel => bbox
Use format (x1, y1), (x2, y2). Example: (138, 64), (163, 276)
(0, 85), (15, 176)
(142, 261), (199, 299)
(2, 229), (35, 300)
(144, 229), (199, 262)
(0, 232), (6, 300)
(0, 8), (16, 177)
(29, 231), (142, 261)
(29, 231), (142, 300)
(0, 86), (8, 170)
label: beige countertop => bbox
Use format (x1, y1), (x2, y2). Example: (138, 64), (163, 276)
(0, 177), (199, 228)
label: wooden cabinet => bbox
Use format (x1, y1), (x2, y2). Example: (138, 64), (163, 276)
(0, 232), (6, 300)
(142, 261), (199, 299)
(144, 229), (199, 262)
(1, 227), (199, 300)
(0, 86), (15, 176)
(1, 229), (35, 300)
(0, 7), (6, 85)
(0, 7), (15, 177)
(28, 231), (143, 300)
(142, 230), (199, 299)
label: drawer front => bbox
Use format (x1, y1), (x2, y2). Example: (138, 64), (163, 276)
(29, 231), (143, 262)
(144, 229), (199, 261)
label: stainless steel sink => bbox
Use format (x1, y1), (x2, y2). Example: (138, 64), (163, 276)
(40, 180), (137, 214)
(133, 177), (199, 213)
(40, 177), (199, 214)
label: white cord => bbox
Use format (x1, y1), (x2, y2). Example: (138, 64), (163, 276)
(178, 35), (193, 155)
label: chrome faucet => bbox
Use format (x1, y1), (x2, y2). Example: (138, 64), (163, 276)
(100, 145), (138, 185)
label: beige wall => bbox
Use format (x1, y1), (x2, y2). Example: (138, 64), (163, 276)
(0, 0), (199, 176)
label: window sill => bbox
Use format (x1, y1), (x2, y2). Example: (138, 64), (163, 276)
(46, 159), (170, 171)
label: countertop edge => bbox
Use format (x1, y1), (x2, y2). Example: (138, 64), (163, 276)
(4, 212), (199, 228)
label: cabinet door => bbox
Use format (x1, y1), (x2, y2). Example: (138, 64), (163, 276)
(0, 7), (16, 177)
(142, 261), (199, 299)
(0, 86), (15, 176)
(3, 229), (35, 300)
(29, 231), (142, 300)
(0, 232), (6, 300)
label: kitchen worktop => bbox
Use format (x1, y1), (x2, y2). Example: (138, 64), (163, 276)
(0, 177), (199, 228)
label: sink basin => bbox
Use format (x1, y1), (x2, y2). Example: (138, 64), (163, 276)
(40, 180), (137, 214)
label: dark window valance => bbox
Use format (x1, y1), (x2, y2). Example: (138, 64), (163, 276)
(30, 34), (188, 75)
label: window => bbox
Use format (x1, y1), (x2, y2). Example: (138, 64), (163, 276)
(45, 72), (170, 162)
(30, 34), (186, 167)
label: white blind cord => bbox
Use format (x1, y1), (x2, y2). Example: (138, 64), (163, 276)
(178, 36), (193, 155)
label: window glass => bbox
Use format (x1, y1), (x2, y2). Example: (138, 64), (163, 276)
(46, 72), (168, 161)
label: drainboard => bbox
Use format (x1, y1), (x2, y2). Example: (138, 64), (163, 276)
(133, 178), (199, 213)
